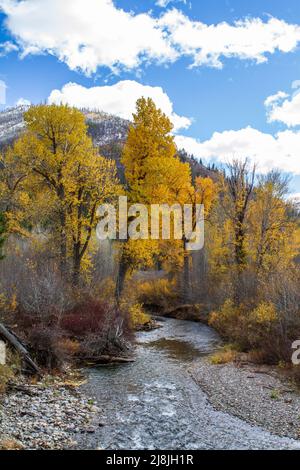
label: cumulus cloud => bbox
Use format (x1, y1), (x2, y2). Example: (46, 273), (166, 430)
(1, 0), (300, 73)
(0, 0), (176, 75)
(265, 87), (300, 127)
(175, 127), (300, 175)
(48, 80), (191, 132)
(160, 11), (300, 68)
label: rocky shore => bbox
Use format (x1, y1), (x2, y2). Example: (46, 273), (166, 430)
(191, 359), (300, 440)
(0, 374), (101, 450)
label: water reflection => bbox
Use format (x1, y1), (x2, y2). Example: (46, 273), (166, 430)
(145, 338), (207, 362)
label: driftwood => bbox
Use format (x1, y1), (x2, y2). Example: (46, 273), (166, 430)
(83, 355), (135, 366)
(0, 323), (40, 375)
(7, 382), (38, 397)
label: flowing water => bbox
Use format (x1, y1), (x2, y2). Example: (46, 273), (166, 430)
(79, 318), (300, 450)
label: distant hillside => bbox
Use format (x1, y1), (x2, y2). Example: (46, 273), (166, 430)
(0, 106), (28, 146)
(0, 106), (130, 147)
(0, 106), (218, 181)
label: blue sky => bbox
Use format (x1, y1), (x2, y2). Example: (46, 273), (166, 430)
(0, 0), (300, 194)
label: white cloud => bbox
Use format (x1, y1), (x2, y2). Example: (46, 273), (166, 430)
(264, 91), (289, 108)
(48, 80), (300, 175)
(0, 0), (176, 75)
(160, 11), (300, 68)
(265, 88), (300, 127)
(16, 97), (31, 106)
(0, 40), (18, 57)
(48, 80), (191, 132)
(175, 127), (300, 175)
(1, 0), (300, 73)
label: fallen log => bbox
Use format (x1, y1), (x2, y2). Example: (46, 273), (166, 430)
(7, 382), (39, 397)
(82, 355), (135, 366)
(0, 323), (40, 375)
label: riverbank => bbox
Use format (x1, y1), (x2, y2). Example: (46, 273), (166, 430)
(0, 373), (100, 450)
(190, 359), (300, 440)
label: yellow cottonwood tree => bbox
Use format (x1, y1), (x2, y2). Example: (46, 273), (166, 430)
(12, 104), (120, 283)
(0, 147), (33, 236)
(249, 173), (298, 274)
(122, 97), (177, 202)
(118, 97), (217, 302)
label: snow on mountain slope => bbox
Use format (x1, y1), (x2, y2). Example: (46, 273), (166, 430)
(0, 106), (215, 181)
(0, 106), (129, 147)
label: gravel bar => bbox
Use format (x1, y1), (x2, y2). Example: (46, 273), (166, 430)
(190, 360), (300, 440)
(0, 376), (101, 450)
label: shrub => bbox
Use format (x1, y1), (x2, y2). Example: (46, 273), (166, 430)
(56, 338), (81, 357)
(0, 245), (74, 329)
(210, 345), (238, 365)
(61, 298), (131, 359)
(61, 299), (111, 337)
(128, 303), (151, 330)
(138, 278), (178, 311)
(209, 300), (249, 348)
(26, 327), (67, 370)
(250, 302), (277, 325)
(247, 301), (296, 364)
(210, 296), (300, 365)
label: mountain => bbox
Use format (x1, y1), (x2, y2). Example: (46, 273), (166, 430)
(0, 106), (217, 180)
(0, 106), (130, 147)
(0, 106), (28, 146)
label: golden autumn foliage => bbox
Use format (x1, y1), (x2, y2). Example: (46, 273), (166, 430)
(194, 176), (217, 215)
(117, 97), (196, 298)
(0, 99), (299, 369)
(122, 97), (177, 202)
(0, 147), (32, 236)
(6, 105), (121, 282)
(138, 278), (178, 310)
(127, 303), (151, 330)
(248, 178), (298, 273)
(119, 97), (217, 302)
(250, 302), (277, 325)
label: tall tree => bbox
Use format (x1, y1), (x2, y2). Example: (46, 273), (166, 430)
(119, 97), (217, 304)
(117, 97), (193, 302)
(122, 97), (177, 202)
(13, 105), (120, 283)
(222, 159), (255, 269)
(249, 171), (297, 273)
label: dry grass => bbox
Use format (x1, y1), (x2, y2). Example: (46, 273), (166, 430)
(210, 346), (238, 365)
(0, 439), (24, 450)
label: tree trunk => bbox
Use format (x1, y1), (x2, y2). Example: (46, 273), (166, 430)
(73, 243), (81, 286)
(0, 323), (40, 375)
(59, 208), (67, 278)
(115, 248), (129, 306)
(182, 238), (191, 304)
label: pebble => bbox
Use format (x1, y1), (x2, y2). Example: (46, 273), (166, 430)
(0, 379), (99, 450)
(191, 360), (300, 440)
